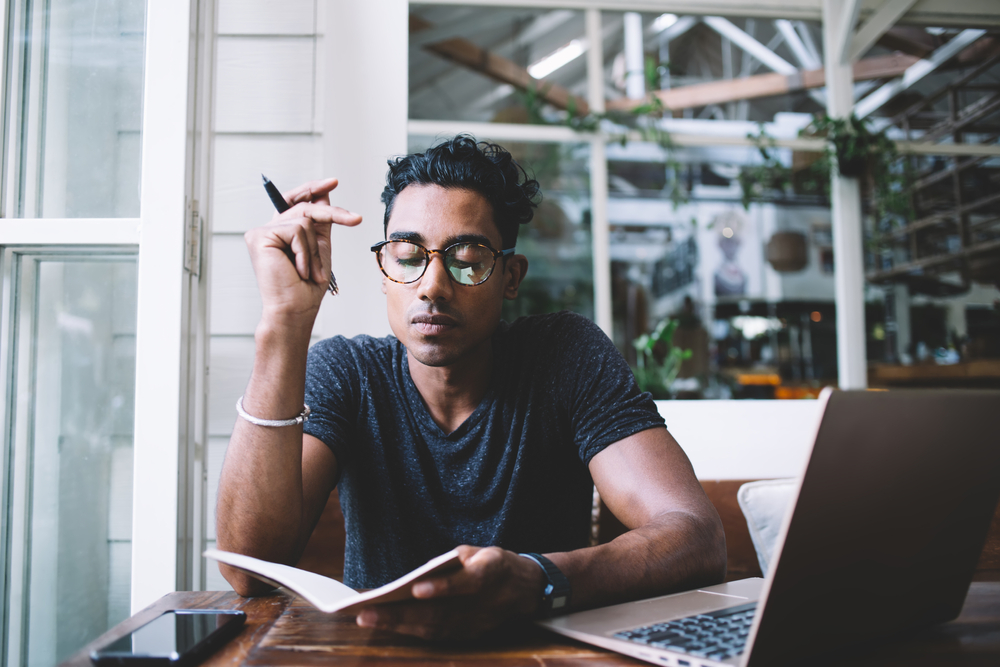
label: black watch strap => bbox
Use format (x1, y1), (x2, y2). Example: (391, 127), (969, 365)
(520, 552), (571, 617)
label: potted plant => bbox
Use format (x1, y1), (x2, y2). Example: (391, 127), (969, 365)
(632, 318), (692, 399)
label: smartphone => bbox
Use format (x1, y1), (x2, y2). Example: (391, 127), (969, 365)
(90, 609), (246, 666)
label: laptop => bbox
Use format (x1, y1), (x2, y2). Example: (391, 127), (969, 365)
(538, 389), (1000, 667)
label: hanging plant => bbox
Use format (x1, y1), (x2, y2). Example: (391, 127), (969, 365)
(519, 56), (689, 207)
(738, 128), (793, 208)
(807, 114), (887, 178)
(805, 114), (914, 226)
(737, 127), (831, 208)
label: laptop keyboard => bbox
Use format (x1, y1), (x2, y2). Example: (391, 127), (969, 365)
(613, 602), (758, 661)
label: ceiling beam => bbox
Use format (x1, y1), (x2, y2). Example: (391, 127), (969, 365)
(703, 16), (797, 75)
(774, 19), (820, 70)
(410, 14), (589, 114)
(657, 15), (699, 43)
(877, 26), (939, 58)
(835, 0), (863, 64)
(795, 21), (822, 67)
(855, 29), (987, 118)
(607, 53), (918, 112)
(424, 38), (590, 114)
(409, 119), (1000, 157)
(418, 1), (1000, 27)
(409, 11), (499, 49)
(848, 0), (919, 62)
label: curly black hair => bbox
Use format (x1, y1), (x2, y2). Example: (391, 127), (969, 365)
(381, 135), (541, 249)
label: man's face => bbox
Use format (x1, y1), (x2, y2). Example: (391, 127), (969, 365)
(382, 184), (525, 370)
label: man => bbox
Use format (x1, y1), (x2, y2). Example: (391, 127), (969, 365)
(217, 136), (725, 640)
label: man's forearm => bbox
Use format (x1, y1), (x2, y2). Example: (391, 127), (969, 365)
(548, 508), (727, 612)
(215, 319), (317, 593)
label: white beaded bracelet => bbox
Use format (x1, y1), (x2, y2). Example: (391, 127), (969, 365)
(236, 396), (310, 427)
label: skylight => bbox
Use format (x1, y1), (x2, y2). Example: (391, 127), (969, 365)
(528, 39), (587, 79)
(652, 13), (678, 33)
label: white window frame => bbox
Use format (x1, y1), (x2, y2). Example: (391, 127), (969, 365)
(0, 0), (212, 617)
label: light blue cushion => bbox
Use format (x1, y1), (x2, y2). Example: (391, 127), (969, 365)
(737, 478), (797, 575)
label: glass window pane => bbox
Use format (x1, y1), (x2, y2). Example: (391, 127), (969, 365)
(408, 135), (594, 321)
(409, 5), (585, 123)
(606, 137), (840, 400)
(7, 0), (146, 218)
(3, 253), (137, 665)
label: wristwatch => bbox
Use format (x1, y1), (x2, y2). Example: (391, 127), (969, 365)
(520, 553), (571, 617)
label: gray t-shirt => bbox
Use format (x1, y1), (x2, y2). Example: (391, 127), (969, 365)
(303, 311), (665, 588)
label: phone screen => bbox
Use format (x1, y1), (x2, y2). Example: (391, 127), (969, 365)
(91, 610), (245, 664)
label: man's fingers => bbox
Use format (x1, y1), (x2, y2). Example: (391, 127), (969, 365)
(412, 547), (502, 599)
(298, 219), (321, 281)
(283, 177), (339, 207)
(254, 219), (324, 284)
(288, 225), (313, 281)
(289, 201), (362, 227)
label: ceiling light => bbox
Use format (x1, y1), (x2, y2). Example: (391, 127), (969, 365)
(528, 39), (586, 79)
(652, 13), (678, 33)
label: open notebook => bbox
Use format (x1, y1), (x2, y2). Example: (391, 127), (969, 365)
(204, 548), (461, 614)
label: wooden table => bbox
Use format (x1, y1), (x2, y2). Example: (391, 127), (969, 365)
(63, 583), (1000, 666)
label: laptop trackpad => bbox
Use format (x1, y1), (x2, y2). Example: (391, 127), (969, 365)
(545, 579), (764, 636)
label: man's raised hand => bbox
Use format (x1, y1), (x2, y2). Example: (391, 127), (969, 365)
(244, 178), (362, 324)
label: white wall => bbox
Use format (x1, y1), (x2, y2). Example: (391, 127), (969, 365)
(658, 400), (821, 480)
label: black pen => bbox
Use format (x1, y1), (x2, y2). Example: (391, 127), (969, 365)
(262, 174), (291, 213)
(261, 174), (338, 295)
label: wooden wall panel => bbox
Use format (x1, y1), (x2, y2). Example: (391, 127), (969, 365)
(215, 37), (316, 133)
(211, 134), (323, 233)
(207, 336), (255, 436)
(218, 0), (317, 35)
(204, 0), (324, 596)
(209, 236), (262, 336)
(206, 436), (231, 541)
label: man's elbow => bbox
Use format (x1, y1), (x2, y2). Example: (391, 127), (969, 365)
(220, 563), (277, 598)
(701, 510), (728, 584)
(684, 508), (727, 585)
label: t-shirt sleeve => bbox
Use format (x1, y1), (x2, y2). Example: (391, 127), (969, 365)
(552, 313), (666, 464)
(302, 336), (362, 468)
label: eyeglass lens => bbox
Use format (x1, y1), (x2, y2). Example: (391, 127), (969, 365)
(380, 241), (497, 285)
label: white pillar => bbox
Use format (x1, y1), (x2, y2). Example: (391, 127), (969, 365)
(131, 0), (193, 612)
(893, 283), (911, 363)
(587, 9), (611, 336)
(823, 0), (867, 389)
(946, 299), (967, 341)
(624, 12), (645, 100)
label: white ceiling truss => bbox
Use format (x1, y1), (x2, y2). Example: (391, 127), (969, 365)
(846, 0), (919, 62)
(854, 28), (987, 118)
(834, 0), (864, 65)
(774, 19), (821, 70)
(419, 1), (1000, 27)
(703, 16), (797, 75)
